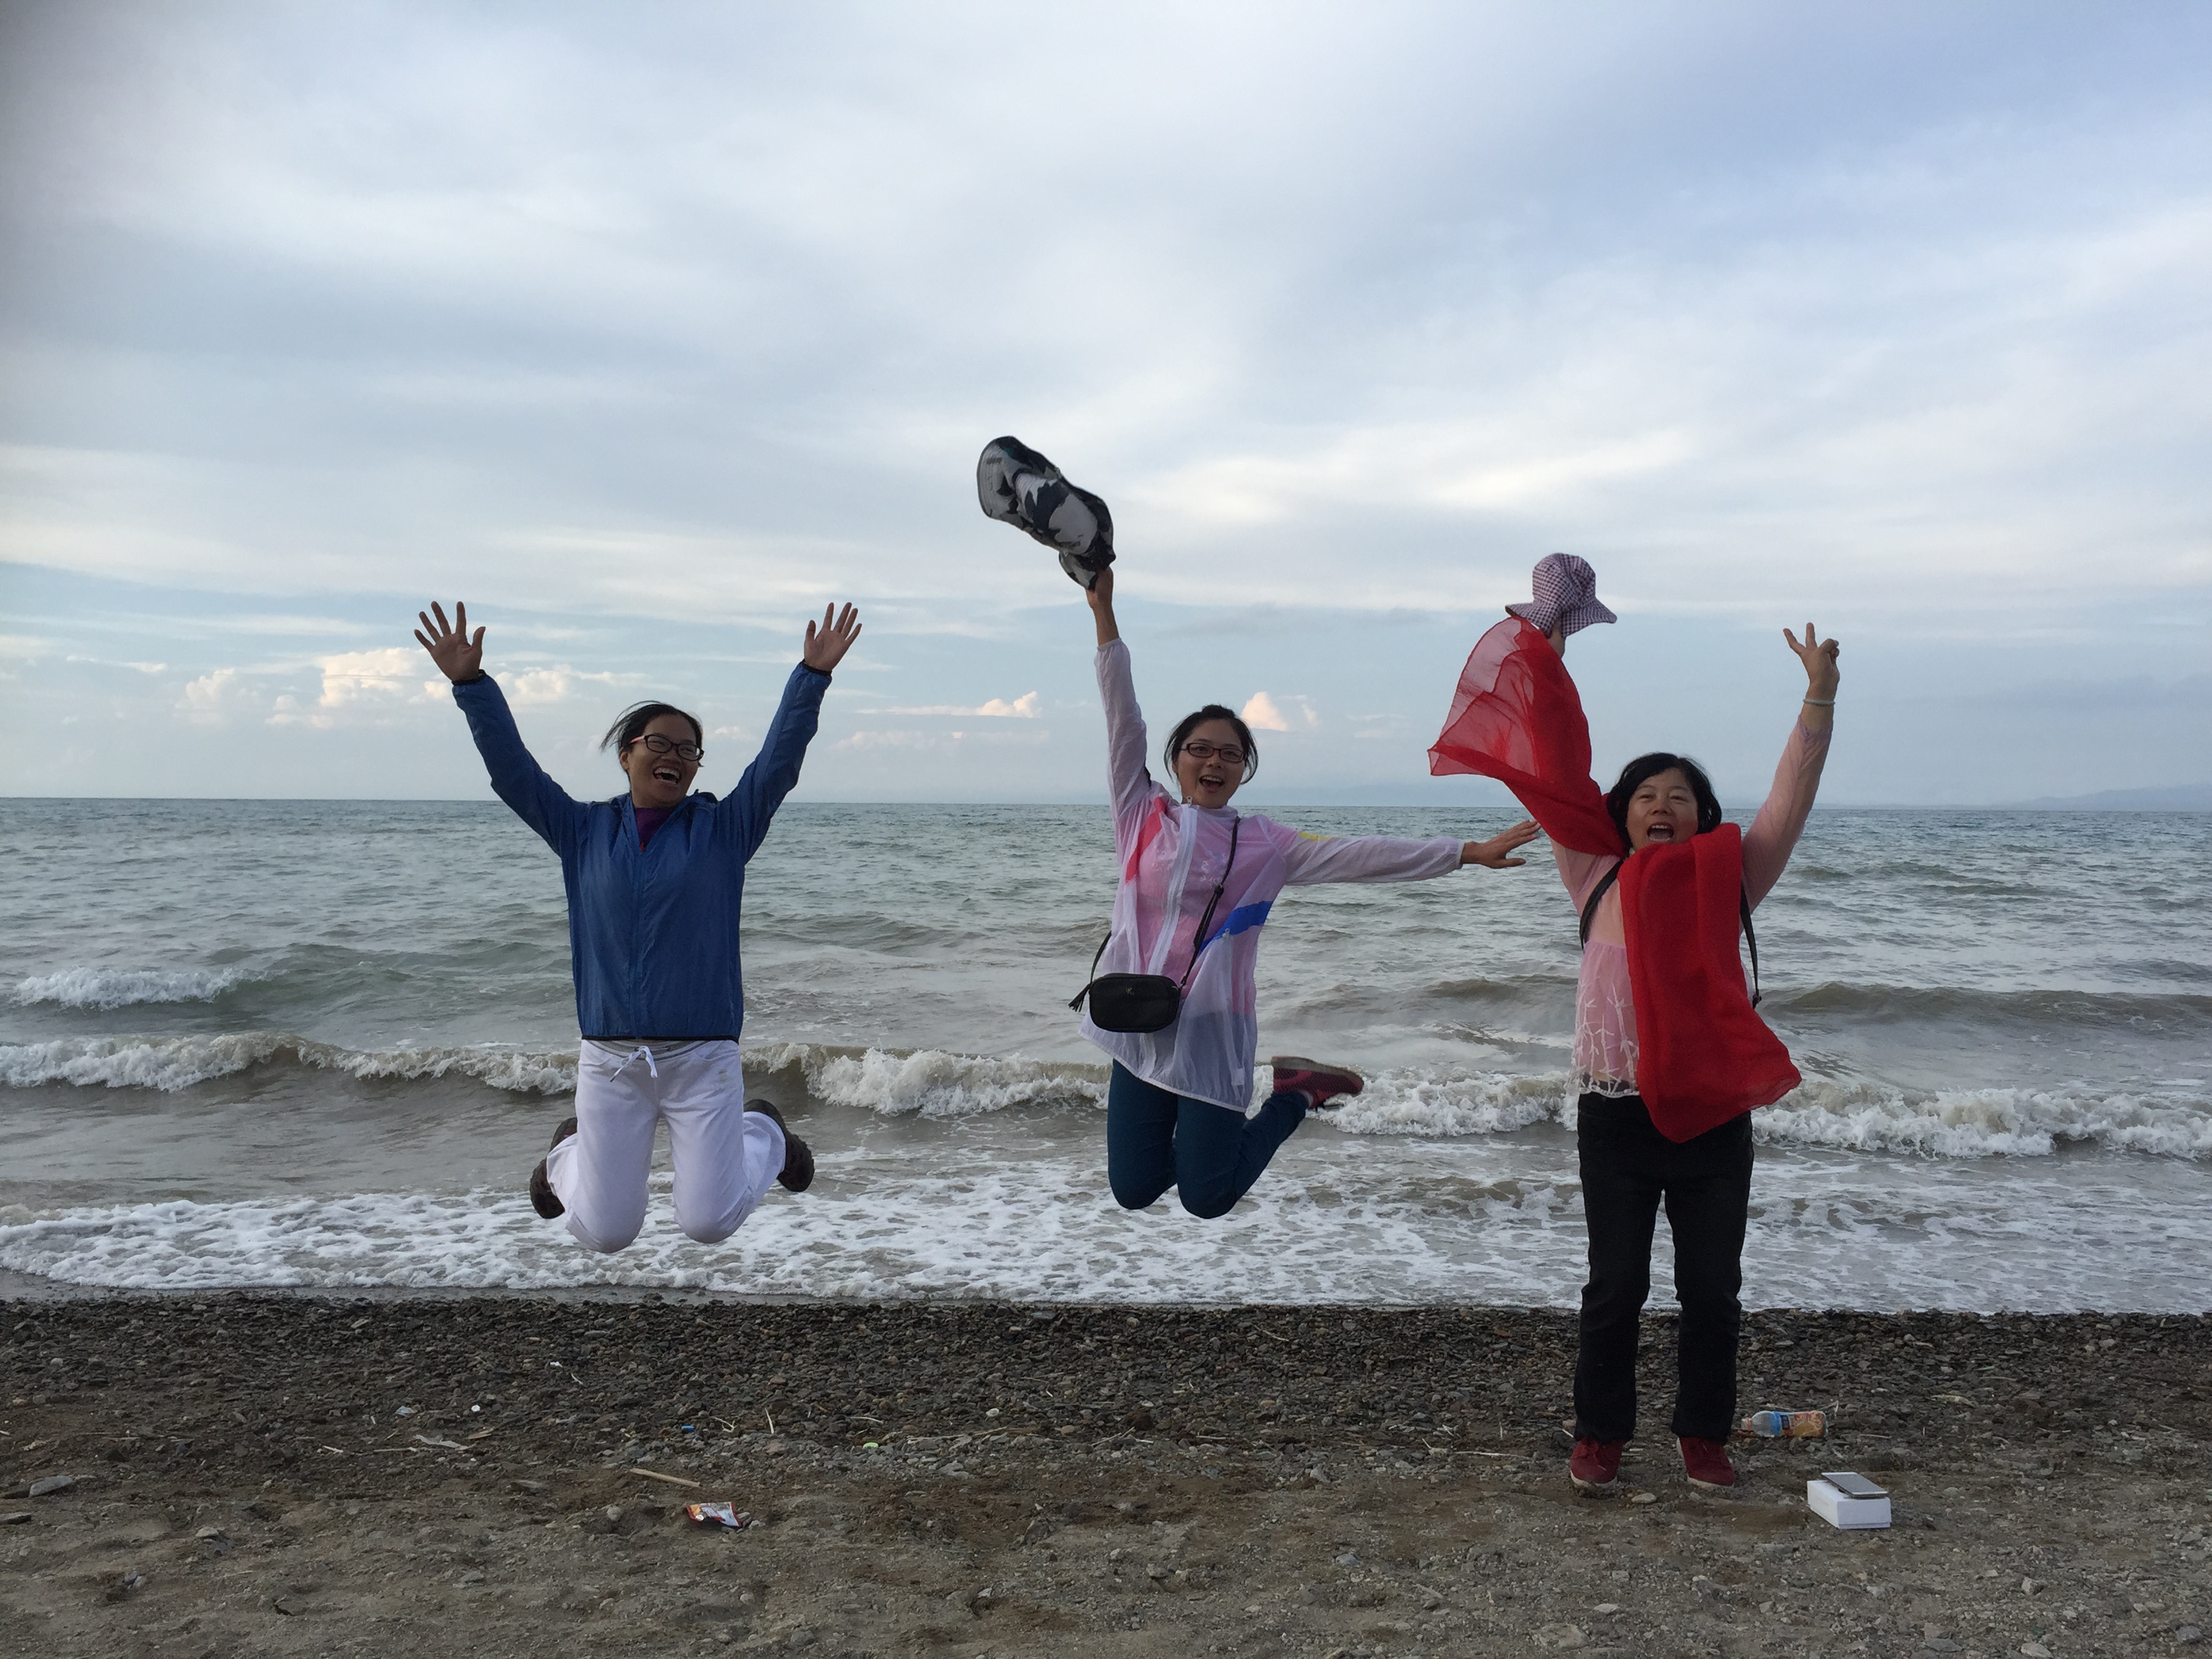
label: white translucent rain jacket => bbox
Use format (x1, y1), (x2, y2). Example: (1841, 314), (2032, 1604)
(1080, 641), (1465, 1111)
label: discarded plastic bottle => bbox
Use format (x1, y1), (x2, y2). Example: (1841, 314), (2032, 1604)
(1742, 1409), (1826, 1438)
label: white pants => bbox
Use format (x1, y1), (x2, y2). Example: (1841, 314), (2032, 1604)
(544, 1039), (787, 1254)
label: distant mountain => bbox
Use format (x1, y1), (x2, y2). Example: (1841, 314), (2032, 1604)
(2005, 783), (2212, 811)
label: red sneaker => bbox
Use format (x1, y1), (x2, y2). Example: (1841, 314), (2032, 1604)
(1267, 1057), (1364, 1110)
(1679, 1435), (1737, 1491)
(1568, 1437), (1624, 1494)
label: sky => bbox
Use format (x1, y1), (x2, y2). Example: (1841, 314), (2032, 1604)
(2, 1), (2208, 806)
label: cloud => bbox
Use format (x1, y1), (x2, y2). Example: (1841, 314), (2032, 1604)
(2, 6), (2209, 798)
(315, 647), (435, 709)
(505, 666), (623, 709)
(863, 691), (1041, 718)
(179, 667), (259, 724)
(834, 725), (1052, 752)
(1242, 691), (1317, 732)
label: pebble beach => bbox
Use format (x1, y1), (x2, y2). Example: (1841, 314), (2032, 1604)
(4, 1297), (2208, 1658)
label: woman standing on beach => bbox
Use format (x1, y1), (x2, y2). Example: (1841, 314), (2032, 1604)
(414, 598), (862, 1254)
(1078, 567), (1540, 1218)
(1430, 554), (1837, 1495)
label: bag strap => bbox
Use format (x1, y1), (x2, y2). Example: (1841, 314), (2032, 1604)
(1176, 815), (1240, 993)
(1740, 888), (1761, 1008)
(1576, 860), (1623, 947)
(1577, 854), (1762, 1008)
(1069, 930), (1113, 1010)
(1068, 813), (1243, 1011)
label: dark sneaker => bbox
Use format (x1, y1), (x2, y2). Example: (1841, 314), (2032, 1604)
(1570, 1437), (1624, 1495)
(1267, 1056), (1364, 1110)
(1679, 1435), (1738, 1491)
(976, 435), (1115, 590)
(747, 1100), (815, 1193)
(529, 1115), (577, 1219)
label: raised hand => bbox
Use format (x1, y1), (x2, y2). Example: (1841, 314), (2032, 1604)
(1460, 818), (1542, 868)
(1085, 563), (1119, 645)
(1783, 623), (1841, 701)
(415, 600), (485, 684)
(802, 603), (862, 674)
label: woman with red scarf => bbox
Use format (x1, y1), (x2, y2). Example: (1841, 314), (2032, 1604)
(1431, 554), (1839, 1496)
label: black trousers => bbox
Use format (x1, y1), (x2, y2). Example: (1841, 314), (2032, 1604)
(1572, 1093), (1754, 1443)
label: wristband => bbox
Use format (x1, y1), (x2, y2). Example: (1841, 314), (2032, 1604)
(1802, 697), (1835, 707)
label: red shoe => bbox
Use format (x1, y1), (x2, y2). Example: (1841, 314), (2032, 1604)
(1679, 1435), (1737, 1491)
(1267, 1057), (1364, 1110)
(1568, 1437), (1624, 1494)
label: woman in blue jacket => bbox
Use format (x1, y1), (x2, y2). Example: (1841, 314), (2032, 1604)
(416, 598), (862, 1252)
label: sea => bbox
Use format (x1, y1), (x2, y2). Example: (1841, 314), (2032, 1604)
(2, 799), (2207, 1311)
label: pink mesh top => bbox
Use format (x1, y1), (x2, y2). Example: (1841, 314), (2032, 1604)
(1559, 719), (1831, 1096)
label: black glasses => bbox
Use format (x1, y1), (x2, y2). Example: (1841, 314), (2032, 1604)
(1178, 741), (1247, 767)
(628, 733), (703, 762)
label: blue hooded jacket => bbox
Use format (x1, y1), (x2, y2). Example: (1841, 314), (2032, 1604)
(453, 663), (829, 1040)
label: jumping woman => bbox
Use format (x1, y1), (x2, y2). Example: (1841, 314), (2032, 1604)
(1431, 553), (1837, 1495)
(415, 598), (863, 1253)
(1079, 567), (1541, 1218)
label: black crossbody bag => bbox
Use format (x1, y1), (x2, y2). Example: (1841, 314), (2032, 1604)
(1578, 857), (1762, 1006)
(1070, 816), (1241, 1034)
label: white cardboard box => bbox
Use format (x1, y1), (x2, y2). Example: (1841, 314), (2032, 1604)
(1807, 1475), (1891, 1530)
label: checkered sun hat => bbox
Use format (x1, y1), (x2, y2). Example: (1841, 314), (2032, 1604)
(1505, 552), (1616, 638)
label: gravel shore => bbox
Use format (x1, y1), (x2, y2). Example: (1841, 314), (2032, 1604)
(4, 1297), (2208, 1658)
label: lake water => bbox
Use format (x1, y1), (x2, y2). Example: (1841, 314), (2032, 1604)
(2, 798), (2207, 1310)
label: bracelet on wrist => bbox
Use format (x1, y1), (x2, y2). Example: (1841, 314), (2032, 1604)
(1802, 696), (1835, 707)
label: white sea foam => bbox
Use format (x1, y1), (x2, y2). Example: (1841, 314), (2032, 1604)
(0, 1033), (578, 1094)
(8, 1027), (2207, 1164)
(1753, 1078), (2212, 1160)
(1331, 1068), (1570, 1137)
(4, 1134), (2207, 1310)
(12, 966), (251, 1010)
(769, 1044), (1107, 1118)
(1324, 1065), (2212, 1160)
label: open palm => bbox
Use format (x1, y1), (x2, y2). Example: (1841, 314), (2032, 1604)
(415, 600), (484, 684)
(803, 603), (863, 673)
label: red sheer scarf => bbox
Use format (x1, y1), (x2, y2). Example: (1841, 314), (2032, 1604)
(1429, 618), (1800, 1139)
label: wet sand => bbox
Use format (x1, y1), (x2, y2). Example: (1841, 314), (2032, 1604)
(4, 1297), (2208, 1657)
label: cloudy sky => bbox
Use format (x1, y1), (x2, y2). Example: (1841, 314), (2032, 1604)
(3, 1), (2207, 804)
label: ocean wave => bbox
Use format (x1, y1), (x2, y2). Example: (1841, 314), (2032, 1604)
(1755, 1079), (2212, 1160)
(1319, 1065), (2212, 1160)
(749, 1042), (1107, 1118)
(12, 966), (253, 1010)
(5, 1027), (2206, 1162)
(1330, 1069), (1571, 1137)
(1771, 982), (2212, 1033)
(0, 1033), (578, 1095)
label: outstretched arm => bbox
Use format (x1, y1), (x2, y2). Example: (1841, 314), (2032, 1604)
(1087, 565), (1158, 846)
(721, 604), (857, 865)
(1282, 817), (1539, 886)
(1743, 623), (1841, 905)
(415, 600), (582, 857)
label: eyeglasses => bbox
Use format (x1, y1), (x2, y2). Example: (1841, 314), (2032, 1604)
(1178, 741), (1248, 767)
(627, 733), (704, 762)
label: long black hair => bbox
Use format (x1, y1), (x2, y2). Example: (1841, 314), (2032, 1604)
(1163, 705), (1259, 783)
(599, 700), (705, 754)
(1605, 752), (1721, 845)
